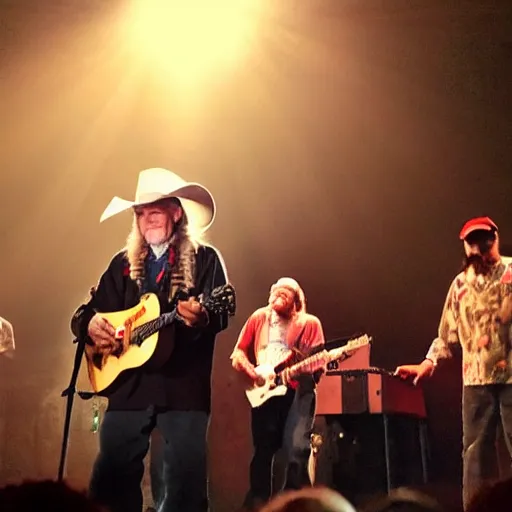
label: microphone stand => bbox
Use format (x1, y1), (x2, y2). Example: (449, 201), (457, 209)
(57, 335), (95, 482)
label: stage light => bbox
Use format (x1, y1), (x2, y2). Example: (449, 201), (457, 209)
(123, 0), (260, 88)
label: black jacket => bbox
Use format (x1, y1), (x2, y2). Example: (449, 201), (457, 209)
(71, 245), (229, 412)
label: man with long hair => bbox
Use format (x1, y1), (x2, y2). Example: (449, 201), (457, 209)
(395, 216), (512, 510)
(231, 278), (326, 511)
(71, 168), (231, 512)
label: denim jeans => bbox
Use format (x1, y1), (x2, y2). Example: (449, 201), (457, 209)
(243, 387), (316, 509)
(150, 429), (165, 510)
(89, 408), (209, 512)
(462, 384), (512, 509)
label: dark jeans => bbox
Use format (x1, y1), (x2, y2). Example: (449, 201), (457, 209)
(89, 408), (209, 512)
(150, 429), (165, 510)
(243, 387), (316, 509)
(462, 384), (512, 509)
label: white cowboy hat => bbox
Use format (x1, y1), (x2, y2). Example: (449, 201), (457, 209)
(99, 168), (216, 232)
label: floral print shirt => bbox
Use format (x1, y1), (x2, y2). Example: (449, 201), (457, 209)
(426, 259), (512, 385)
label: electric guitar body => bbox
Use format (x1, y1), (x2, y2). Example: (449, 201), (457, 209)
(245, 334), (371, 408)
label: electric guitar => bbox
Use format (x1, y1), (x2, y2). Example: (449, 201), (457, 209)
(245, 334), (371, 408)
(85, 283), (236, 393)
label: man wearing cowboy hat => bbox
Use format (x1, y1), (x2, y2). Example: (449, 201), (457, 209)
(71, 168), (231, 512)
(395, 216), (512, 510)
(231, 277), (326, 511)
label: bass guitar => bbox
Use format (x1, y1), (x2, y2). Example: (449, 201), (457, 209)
(245, 334), (371, 408)
(86, 283), (236, 393)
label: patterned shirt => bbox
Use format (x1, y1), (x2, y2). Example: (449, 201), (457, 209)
(426, 259), (512, 385)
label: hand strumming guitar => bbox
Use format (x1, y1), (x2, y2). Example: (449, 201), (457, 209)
(87, 314), (117, 352)
(177, 297), (209, 327)
(231, 353), (264, 384)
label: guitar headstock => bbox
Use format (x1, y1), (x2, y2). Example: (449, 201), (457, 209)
(326, 334), (372, 361)
(203, 284), (236, 316)
(346, 334), (372, 349)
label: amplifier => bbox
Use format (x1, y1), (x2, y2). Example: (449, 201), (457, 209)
(316, 368), (426, 418)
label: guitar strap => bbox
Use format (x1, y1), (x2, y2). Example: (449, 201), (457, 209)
(170, 283), (179, 304)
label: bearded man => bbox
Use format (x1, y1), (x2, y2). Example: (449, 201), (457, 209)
(395, 216), (512, 510)
(231, 278), (326, 511)
(71, 168), (230, 512)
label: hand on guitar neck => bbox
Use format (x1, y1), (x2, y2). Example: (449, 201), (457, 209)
(176, 297), (209, 327)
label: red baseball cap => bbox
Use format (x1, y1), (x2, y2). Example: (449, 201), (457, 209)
(459, 216), (498, 240)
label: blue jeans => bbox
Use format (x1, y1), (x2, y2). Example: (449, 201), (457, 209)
(89, 408), (209, 512)
(462, 385), (512, 509)
(150, 429), (165, 510)
(243, 387), (316, 509)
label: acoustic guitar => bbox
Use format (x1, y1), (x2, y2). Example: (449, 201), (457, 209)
(86, 284), (236, 393)
(245, 334), (371, 408)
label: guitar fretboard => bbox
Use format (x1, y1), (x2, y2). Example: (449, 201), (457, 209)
(283, 350), (331, 380)
(121, 283), (235, 348)
(280, 337), (369, 381)
(130, 310), (177, 346)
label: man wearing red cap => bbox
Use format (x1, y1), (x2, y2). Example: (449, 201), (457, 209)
(395, 216), (512, 509)
(231, 278), (326, 511)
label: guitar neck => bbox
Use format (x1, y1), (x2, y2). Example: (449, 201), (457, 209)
(131, 309), (178, 346)
(129, 283), (236, 347)
(277, 337), (370, 382)
(277, 350), (329, 381)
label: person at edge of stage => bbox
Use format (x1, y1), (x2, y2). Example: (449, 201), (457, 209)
(395, 216), (512, 510)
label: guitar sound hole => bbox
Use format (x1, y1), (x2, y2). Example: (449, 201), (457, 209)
(112, 344), (124, 357)
(92, 353), (103, 370)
